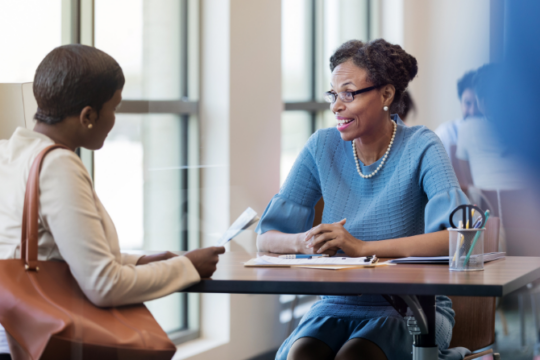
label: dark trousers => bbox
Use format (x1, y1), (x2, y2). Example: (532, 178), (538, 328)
(0, 354), (11, 360)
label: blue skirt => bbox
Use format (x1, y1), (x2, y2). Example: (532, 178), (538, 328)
(276, 295), (463, 360)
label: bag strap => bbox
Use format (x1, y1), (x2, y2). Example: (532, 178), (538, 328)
(21, 144), (71, 271)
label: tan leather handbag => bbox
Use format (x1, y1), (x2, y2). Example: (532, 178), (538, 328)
(0, 145), (177, 360)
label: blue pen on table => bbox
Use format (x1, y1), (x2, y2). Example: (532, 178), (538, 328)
(278, 254), (329, 259)
(464, 210), (490, 267)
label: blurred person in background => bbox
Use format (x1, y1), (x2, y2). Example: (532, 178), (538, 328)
(456, 64), (534, 256)
(435, 70), (482, 157)
(455, 64), (526, 192)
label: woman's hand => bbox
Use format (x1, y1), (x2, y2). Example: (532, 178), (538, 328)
(136, 251), (178, 265)
(305, 219), (366, 257)
(295, 231), (337, 256)
(184, 246), (226, 278)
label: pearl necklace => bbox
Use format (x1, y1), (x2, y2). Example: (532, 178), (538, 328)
(352, 120), (397, 179)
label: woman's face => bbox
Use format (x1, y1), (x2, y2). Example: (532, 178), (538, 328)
(329, 60), (391, 142)
(85, 89), (122, 150)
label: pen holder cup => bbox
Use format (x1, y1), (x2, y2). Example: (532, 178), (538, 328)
(448, 228), (485, 271)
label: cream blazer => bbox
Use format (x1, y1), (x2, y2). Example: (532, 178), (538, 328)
(0, 128), (200, 307)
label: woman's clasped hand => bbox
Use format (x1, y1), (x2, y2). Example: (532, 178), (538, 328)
(304, 219), (367, 257)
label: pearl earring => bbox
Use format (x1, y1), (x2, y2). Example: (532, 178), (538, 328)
(383, 106), (389, 112)
(88, 124), (93, 129)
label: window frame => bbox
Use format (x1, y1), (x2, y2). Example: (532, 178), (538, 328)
(66, 0), (201, 345)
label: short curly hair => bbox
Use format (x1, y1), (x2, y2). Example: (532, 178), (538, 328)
(329, 39), (418, 114)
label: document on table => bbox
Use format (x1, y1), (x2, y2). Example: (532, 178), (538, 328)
(244, 255), (391, 269)
(216, 207), (260, 246)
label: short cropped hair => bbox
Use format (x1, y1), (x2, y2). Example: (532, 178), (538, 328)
(329, 39), (418, 114)
(33, 44), (125, 124)
(457, 70), (476, 99)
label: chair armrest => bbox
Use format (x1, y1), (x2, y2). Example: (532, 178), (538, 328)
(463, 349), (493, 360)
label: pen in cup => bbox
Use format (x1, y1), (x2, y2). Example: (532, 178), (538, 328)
(452, 221), (464, 266)
(464, 210), (490, 267)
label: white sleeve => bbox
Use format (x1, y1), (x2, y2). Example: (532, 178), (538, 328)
(38, 151), (200, 307)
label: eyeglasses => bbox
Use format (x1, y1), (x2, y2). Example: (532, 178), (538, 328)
(324, 85), (381, 104)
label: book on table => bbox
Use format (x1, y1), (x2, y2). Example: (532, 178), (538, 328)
(389, 252), (506, 264)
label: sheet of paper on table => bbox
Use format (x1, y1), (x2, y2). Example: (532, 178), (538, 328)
(216, 207), (260, 246)
(244, 255), (391, 270)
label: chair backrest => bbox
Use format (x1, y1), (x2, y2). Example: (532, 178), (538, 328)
(449, 216), (500, 351)
(481, 188), (540, 256)
(449, 144), (470, 189)
(484, 216), (500, 253)
(313, 198), (324, 227)
(448, 296), (497, 350)
(0, 83), (37, 140)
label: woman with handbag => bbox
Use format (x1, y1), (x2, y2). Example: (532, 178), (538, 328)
(0, 44), (225, 359)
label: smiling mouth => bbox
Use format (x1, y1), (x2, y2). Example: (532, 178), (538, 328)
(337, 119), (354, 126)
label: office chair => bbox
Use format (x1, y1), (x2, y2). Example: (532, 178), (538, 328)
(0, 83), (36, 139)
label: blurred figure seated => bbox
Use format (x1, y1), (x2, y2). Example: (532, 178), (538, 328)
(455, 64), (526, 193)
(456, 64), (533, 254)
(435, 70), (481, 156)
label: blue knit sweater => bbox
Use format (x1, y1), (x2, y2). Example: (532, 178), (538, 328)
(257, 116), (467, 242)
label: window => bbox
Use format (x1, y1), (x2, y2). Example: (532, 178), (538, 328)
(0, 0), (62, 82)
(93, 0), (200, 344)
(281, 0), (376, 183)
(280, 0), (373, 330)
(0, 0), (201, 345)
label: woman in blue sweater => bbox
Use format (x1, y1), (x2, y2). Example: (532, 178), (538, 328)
(256, 39), (469, 360)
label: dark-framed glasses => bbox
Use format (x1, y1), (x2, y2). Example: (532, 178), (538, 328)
(324, 85), (381, 104)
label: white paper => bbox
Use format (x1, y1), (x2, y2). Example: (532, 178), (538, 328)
(216, 207), (260, 246)
(253, 255), (372, 266)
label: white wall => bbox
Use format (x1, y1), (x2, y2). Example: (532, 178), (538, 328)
(380, 0), (491, 130)
(175, 0), (284, 359)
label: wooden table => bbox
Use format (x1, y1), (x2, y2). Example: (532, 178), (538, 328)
(185, 252), (540, 297)
(182, 252), (540, 359)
